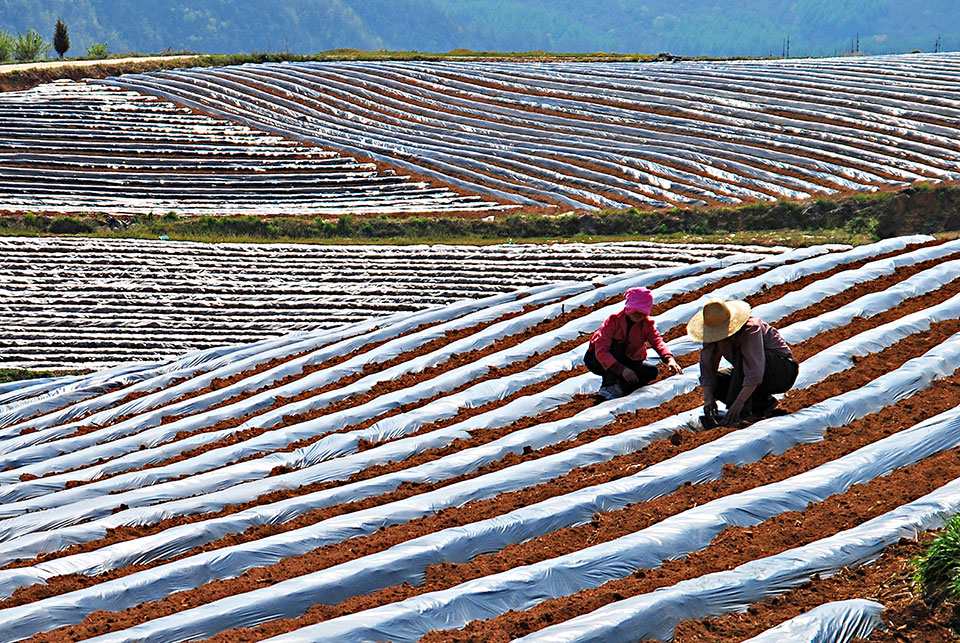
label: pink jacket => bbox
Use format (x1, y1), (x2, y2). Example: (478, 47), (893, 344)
(590, 310), (673, 374)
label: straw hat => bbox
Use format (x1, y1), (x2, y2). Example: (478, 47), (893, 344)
(686, 299), (752, 343)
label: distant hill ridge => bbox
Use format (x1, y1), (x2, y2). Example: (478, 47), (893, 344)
(1, 0), (958, 58)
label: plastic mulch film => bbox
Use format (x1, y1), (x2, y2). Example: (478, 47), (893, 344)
(109, 59), (960, 209)
(0, 318), (380, 437)
(0, 239), (934, 536)
(2, 327), (958, 642)
(27, 339), (960, 643)
(350, 243), (960, 478)
(667, 238), (960, 357)
(508, 502), (960, 643)
(231, 251), (771, 431)
(0, 280), (586, 464)
(0, 303), (430, 436)
(0, 375), (86, 402)
(0, 243), (870, 504)
(0, 256), (940, 544)
(740, 600), (885, 643)
(0, 254), (768, 481)
(0, 240), (937, 542)
(0, 362), (162, 428)
(0, 283), (568, 445)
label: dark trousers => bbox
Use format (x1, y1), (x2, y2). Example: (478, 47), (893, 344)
(714, 351), (799, 415)
(584, 342), (659, 393)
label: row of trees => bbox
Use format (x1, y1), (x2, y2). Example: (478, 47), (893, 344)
(0, 17), (107, 63)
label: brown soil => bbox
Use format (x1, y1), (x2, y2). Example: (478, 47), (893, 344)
(14, 302), (960, 640)
(6, 247), (952, 577)
(9, 241), (960, 643)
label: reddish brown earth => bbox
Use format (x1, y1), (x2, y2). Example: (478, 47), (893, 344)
(7, 239), (960, 643)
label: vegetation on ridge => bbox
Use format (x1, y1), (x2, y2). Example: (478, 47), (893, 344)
(1, 183), (957, 247)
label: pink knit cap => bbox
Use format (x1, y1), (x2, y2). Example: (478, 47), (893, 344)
(624, 287), (653, 315)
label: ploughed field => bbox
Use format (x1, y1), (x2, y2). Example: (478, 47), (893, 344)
(0, 236), (777, 371)
(0, 234), (958, 642)
(4, 53), (960, 215)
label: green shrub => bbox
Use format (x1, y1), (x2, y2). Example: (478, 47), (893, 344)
(0, 30), (13, 61)
(0, 368), (52, 384)
(335, 215), (354, 236)
(13, 29), (51, 62)
(85, 42), (108, 59)
(49, 216), (94, 234)
(914, 512), (960, 603)
(22, 213), (44, 230)
(844, 215), (878, 236)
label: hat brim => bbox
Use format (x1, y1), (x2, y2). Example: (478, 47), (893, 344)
(686, 300), (752, 343)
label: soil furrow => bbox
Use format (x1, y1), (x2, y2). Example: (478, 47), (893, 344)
(30, 404), (960, 643)
(6, 268), (951, 579)
(9, 313), (958, 637)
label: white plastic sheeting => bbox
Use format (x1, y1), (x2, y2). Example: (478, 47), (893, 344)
(0, 279), (590, 471)
(0, 253), (770, 483)
(2, 316), (957, 642)
(2, 80), (507, 217)
(0, 242), (873, 508)
(0, 313), (402, 436)
(0, 283), (565, 441)
(45, 338), (960, 643)
(8, 237), (734, 371)
(93, 54), (960, 211)
(0, 374), (85, 402)
(0, 362), (165, 428)
(0, 253), (936, 572)
(741, 600), (885, 643)
(0, 240), (922, 538)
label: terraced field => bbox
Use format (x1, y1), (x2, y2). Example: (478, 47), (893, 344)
(0, 236), (775, 370)
(3, 53), (960, 215)
(0, 80), (505, 216)
(0, 234), (957, 642)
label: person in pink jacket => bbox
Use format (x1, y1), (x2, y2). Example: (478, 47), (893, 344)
(584, 287), (682, 400)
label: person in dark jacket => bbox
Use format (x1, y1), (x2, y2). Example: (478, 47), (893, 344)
(687, 299), (799, 426)
(585, 287), (682, 400)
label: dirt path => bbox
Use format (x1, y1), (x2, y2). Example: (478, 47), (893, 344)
(0, 55), (199, 75)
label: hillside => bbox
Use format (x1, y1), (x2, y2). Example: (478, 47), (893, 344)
(1, 0), (958, 58)
(5, 53), (960, 219)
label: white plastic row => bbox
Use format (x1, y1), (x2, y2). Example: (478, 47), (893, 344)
(0, 239), (942, 612)
(21, 316), (960, 643)
(513, 421), (960, 642)
(740, 600), (884, 643)
(0, 258), (732, 493)
(0, 240), (916, 522)
(444, 60), (960, 159)
(6, 236), (733, 370)
(0, 282), (578, 442)
(130, 54), (960, 207)
(2, 80), (503, 215)
(0, 251), (952, 588)
(0, 287), (547, 435)
(289, 63), (870, 197)
(421, 60), (960, 175)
